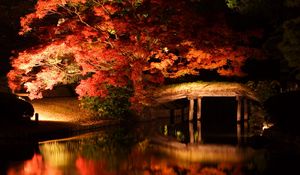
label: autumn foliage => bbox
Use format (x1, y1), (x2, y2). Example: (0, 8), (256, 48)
(7, 0), (262, 112)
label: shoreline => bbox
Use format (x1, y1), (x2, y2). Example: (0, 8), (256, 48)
(0, 119), (120, 143)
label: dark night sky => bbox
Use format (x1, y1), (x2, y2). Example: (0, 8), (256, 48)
(0, 0), (35, 76)
(0, 3), (19, 75)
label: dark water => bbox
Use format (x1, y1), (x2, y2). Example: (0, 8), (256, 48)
(0, 119), (266, 175)
(1, 97), (300, 175)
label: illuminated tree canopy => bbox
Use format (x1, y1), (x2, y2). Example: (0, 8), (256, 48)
(7, 0), (263, 111)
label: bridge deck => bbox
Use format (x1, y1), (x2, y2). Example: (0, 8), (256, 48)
(148, 81), (259, 122)
(151, 81), (259, 104)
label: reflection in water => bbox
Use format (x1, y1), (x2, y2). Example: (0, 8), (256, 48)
(5, 120), (266, 175)
(189, 122), (194, 144)
(197, 121), (202, 143)
(164, 120), (249, 146)
(5, 147), (258, 175)
(7, 154), (63, 175)
(188, 121), (202, 144)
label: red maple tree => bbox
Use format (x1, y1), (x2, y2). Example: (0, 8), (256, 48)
(7, 0), (262, 111)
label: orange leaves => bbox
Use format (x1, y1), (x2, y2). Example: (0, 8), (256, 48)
(20, 0), (62, 34)
(8, 0), (265, 111)
(19, 0), (88, 35)
(19, 14), (36, 34)
(186, 49), (216, 69)
(93, 5), (118, 20)
(7, 41), (82, 98)
(76, 72), (109, 98)
(146, 46), (246, 79)
(69, 0), (87, 3)
(7, 69), (24, 92)
(81, 27), (98, 41)
(94, 6), (110, 20)
(36, 68), (64, 90)
(22, 68), (65, 99)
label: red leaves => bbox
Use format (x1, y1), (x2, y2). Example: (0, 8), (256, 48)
(76, 77), (109, 98)
(8, 0), (264, 111)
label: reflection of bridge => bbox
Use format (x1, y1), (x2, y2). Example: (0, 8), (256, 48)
(151, 82), (259, 122)
(151, 126), (256, 163)
(186, 121), (249, 146)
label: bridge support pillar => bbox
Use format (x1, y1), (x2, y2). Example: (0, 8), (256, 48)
(188, 97), (194, 121)
(236, 96), (242, 122)
(196, 97), (202, 120)
(236, 96), (249, 122)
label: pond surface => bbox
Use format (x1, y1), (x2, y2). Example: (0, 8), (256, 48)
(2, 96), (300, 175)
(1, 118), (270, 175)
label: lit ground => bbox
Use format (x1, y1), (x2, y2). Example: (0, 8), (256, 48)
(31, 97), (92, 123)
(0, 97), (118, 141)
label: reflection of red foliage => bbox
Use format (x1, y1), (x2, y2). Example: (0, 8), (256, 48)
(5, 150), (246, 175)
(199, 167), (226, 175)
(124, 147), (246, 175)
(7, 154), (63, 175)
(8, 0), (263, 109)
(75, 156), (115, 175)
(232, 163), (244, 175)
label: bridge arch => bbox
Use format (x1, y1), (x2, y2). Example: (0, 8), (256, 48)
(149, 81), (260, 122)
